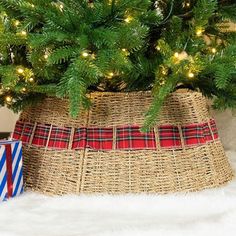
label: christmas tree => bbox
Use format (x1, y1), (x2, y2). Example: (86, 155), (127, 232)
(0, 0), (235, 130)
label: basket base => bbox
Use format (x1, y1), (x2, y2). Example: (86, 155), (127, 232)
(22, 140), (234, 195)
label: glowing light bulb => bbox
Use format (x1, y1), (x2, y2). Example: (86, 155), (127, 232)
(211, 48), (217, 54)
(156, 46), (161, 51)
(31, 4), (35, 8)
(124, 16), (132, 23)
(17, 68), (24, 74)
(59, 4), (64, 11)
(44, 54), (49, 59)
(14, 20), (20, 27)
(122, 48), (127, 52)
(174, 52), (179, 58)
(196, 29), (203, 36)
(82, 52), (89, 58)
(29, 77), (34, 83)
(21, 30), (27, 36)
(161, 68), (168, 75)
(5, 96), (13, 103)
(108, 72), (114, 78)
(186, 2), (190, 7)
(21, 87), (27, 93)
(188, 72), (194, 78)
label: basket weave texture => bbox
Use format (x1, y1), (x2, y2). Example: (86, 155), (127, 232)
(15, 91), (233, 195)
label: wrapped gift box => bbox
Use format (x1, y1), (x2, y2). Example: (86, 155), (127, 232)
(0, 140), (23, 202)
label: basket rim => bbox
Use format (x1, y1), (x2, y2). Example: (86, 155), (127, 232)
(44, 88), (202, 100)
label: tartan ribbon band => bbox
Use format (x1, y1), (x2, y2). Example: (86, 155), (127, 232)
(12, 120), (219, 151)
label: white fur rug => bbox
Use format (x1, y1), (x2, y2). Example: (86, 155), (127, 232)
(0, 110), (235, 236)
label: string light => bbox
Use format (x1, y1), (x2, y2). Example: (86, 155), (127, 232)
(188, 72), (195, 78)
(108, 72), (114, 77)
(31, 4), (35, 8)
(183, 1), (191, 8)
(156, 46), (161, 51)
(106, 71), (115, 79)
(52, 2), (64, 11)
(20, 30), (27, 36)
(124, 16), (133, 23)
(17, 68), (24, 74)
(29, 77), (34, 83)
(161, 67), (168, 75)
(5, 96), (13, 103)
(21, 87), (27, 93)
(14, 20), (20, 27)
(196, 29), (203, 36)
(82, 52), (89, 58)
(211, 48), (217, 54)
(160, 65), (168, 76)
(43, 48), (51, 60)
(121, 48), (130, 56)
(174, 52), (179, 58)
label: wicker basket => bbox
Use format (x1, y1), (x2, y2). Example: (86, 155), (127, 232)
(13, 90), (234, 195)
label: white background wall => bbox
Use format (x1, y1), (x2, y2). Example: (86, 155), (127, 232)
(0, 107), (19, 132)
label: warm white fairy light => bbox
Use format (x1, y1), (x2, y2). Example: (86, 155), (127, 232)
(17, 68), (24, 74)
(161, 67), (168, 75)
(124, 16), (133, 23)
(108, 72), (114, 77)
(44, 54), (49, 59)
(183, 1), (191, 8)
(174, 52), (179, 58)
(211, 48), (217, 54)
(20, 30), (27, 36)
(5, 96), (13, 103)
(196, 29), (203, 36)
(21, 87), (27, 93)
(82, 52), (89, 58)
(29, 77), (34, 83)
(188, 72), (195, 78)
(14, 20), (20, 27)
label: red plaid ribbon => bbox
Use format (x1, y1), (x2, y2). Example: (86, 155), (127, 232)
(31, 124), (51, 146)
(158, 125), (181, 148)
(48, 126), (71, 149)
(116, 126), (156, 150)
(12, 120), (219, 151)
